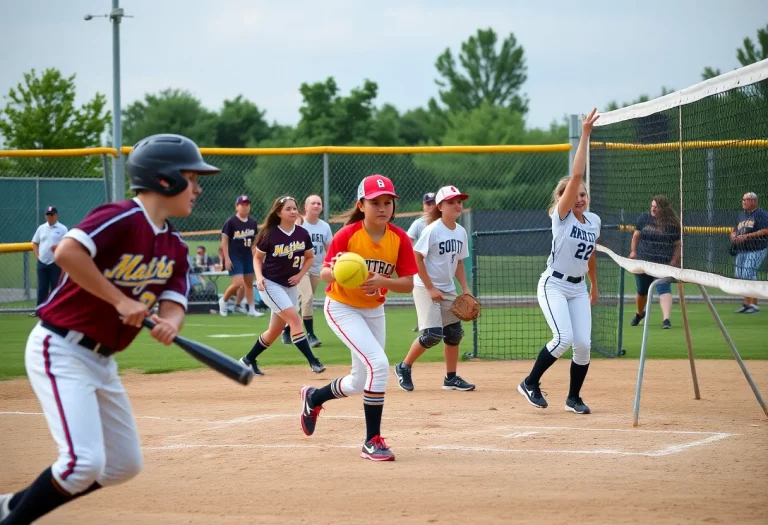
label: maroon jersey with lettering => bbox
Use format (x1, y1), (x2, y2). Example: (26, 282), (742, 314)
(38, 198), (191, 352)
(256, 225), (313, 287)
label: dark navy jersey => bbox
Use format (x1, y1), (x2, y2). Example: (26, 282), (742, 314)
(735, 208), (768, 252)
(256, 226), (313, 287)
(221, 215), (258, 258)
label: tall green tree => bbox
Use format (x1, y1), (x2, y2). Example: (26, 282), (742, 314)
(122, 89), (217, 146)
(216, 95), (271, 147)
(294, 77), (378, 145)
(400, 104), (449, 145)
(434, 28), (528, 114)
(702, 23), (768, 79)
(0, 68), (110, 149)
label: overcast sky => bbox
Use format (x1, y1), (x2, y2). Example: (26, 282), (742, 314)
(1, 0), (766, 139)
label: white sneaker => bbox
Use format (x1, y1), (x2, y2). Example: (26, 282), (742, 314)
(218, 297), (228, 317)
(248, 308), (264, 318)
(0, 493), (12, 520)
(237, 305), (248, 314)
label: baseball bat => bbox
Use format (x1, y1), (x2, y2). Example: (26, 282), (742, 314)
(142, 318), (253, 386)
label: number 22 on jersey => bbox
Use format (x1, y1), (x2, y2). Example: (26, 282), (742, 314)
(574, 243), (594, 260)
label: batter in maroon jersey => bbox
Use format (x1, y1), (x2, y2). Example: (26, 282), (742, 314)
(239, 196), (325, 375)
(0, 134), (220, 524)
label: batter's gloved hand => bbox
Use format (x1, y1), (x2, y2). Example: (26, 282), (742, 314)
(450, 294), (481, 321)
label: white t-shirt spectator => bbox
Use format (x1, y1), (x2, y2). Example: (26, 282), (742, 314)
(300, 218), (333, 276)
(407, 216), (428, 242)
(32, 221), (68, 265)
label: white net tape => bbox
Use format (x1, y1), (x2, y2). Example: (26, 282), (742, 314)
(597, 244), (768, 300)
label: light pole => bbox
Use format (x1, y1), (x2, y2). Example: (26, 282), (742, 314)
(84, 1), (131, 202)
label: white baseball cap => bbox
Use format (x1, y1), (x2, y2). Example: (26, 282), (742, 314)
(435, 185), (469, 205)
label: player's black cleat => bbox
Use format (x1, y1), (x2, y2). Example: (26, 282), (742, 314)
(308, 334), (322, 348)
(300, 386), (322, 436)
(310, 360), (326, 374)
(662, 319), (671, 329)
(630, 313), (645, 326)
(565, 396), (591, 414)
(361, 435), (395, 461)
(443, 375), (475, 391)
(518, 380), (547, 408)
(239, 356), (264, 376)
(282, 330), (291, 344)
(394, 362), (414, 392)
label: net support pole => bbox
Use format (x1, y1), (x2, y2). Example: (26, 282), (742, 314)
(568, 114), (580, 176)
(676, 281), (700, 399)
(322, 153), (330, 223)
(633, 277), (673, 427)
(698, 284), (768, 418)
(471, 233), (479, 358)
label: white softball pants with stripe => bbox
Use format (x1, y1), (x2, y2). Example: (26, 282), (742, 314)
(323, 298), (389, 394)
(24, 323), (143, 494)
(537, 272), (592, 365)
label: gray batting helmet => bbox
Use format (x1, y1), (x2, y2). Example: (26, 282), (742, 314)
(126, 134), (220, 196)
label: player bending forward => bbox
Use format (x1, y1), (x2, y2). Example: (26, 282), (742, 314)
(299, 175), (417, 461)
(239, 196), (325, 375)
(394, 185), (475, 392)
(517, 109), (601, 415)
(0, 135), (219, 524)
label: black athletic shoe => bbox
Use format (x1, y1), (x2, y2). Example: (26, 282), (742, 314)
(239, 356), (264, 376)
(394, 362), (414, 392)
(744, 305), (759, 315)
(565, 396), (591, 414)
(517, 380), (547, 408)
(412, 325), (420, 333)
(299, 386), (322, 436)
(443, 375), (476, 391)
(307, 334), (322, 348)
(282, 331), (291, 344)
(310, 360), (326, 374)
(662, 319), (671, 329)
(630, 313), (645, 326)
(735, 304), (750, 313)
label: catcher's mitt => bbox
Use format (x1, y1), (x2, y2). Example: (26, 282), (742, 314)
(450, 294), (481, 321)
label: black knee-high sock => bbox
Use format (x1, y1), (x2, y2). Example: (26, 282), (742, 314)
(292, 332), (317, 364)
(245, 335), (270, 362)
(310, 378), (347, 407)
(525, 346), (559, 386)
(303, 318), (315, 337)
(568, 361), (590, 399)
(3, 467), (101, 524)
(363, 391), (385, 441)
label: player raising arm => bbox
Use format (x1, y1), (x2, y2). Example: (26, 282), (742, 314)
(298, 175), (417, 461)
(0, 135), (219, 524)
(394, 185), (475, 392)
(517, 109), (601, 415)
(239, 196), (325, 375)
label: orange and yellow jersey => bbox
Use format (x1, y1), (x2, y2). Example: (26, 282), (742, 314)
(323, 221), (417, 309)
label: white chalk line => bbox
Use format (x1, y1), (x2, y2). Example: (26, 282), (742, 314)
(0, 411), (738, 456)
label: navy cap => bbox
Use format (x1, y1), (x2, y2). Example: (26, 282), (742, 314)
(45, 206), (58, 215)
(423, 192), (436, 203)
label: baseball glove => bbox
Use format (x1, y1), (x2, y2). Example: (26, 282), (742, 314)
(450, 294), (481, 322)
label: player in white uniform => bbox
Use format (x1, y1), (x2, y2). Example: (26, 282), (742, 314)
(298, 175), (417, 461)
(517, 109), (601, 415)
(281, 195), (332, 347)
(394, 185), (475, 392)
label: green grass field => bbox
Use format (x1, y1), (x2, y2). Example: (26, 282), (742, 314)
(0, 302), (764, 380)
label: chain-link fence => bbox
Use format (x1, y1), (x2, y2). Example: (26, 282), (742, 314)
(2, 145), (624, 360)
(0, 151), (113, 310)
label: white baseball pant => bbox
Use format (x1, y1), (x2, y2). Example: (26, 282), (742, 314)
(323, 298), (389, 394)
(261, 278), (299, 316)
(537, 270), (592, 365)
(25, 323), (143, 495)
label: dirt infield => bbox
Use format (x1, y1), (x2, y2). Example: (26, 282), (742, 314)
(1, 359), (766, 524)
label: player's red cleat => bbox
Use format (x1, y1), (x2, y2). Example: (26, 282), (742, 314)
(360, 435), (395, 461)
(300, 386), (322, 436)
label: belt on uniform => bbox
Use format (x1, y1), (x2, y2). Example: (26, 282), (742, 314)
(551, 271), (584, 284)
(41, 321), (116, 357)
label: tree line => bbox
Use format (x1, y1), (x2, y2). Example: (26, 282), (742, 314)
(2, 25), (764, 152)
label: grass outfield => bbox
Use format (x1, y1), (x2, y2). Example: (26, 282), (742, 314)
(0, 303), (764, 380)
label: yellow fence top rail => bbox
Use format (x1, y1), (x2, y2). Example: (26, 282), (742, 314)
(592, 139), (768, 151)
(0, 147), (118, 158)
(120, 144), (572, 155)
